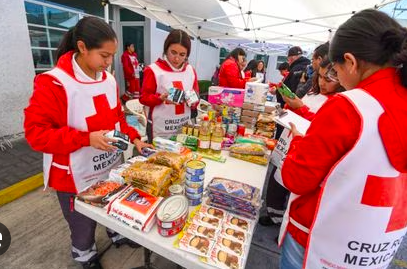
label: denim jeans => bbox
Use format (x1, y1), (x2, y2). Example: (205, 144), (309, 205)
(280, 232), (305, 269)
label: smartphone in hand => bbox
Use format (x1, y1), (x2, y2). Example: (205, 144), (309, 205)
(278, 84), (296, 99)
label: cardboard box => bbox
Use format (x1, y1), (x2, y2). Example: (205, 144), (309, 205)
(242, 109), (260, 118)
(264, 106), (276, 114)
(244, 82), (269, 105)
(208, 86), (245, 107)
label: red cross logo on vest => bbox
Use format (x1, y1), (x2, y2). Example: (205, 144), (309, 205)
(86, 94), (117, 132)
(361, 173), (407, 232)
(172, 81), (185, 115)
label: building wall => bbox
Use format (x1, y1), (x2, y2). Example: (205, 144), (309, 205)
(266, 55), (284, 83)
(0, 0), (35, 137)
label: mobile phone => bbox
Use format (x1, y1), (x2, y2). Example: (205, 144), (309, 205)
(105, 130), (130, 150)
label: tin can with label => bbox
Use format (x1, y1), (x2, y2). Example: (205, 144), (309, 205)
(186, 191), (203, 200)
(188, 197), (202, 206)
(156, 195), (189, 232)
(185, 172), (205, 182)
(169, 184), (184, 196)
(186, 160), (206, 175)
(185, 179), (204, 188)
(157, 222), (185, 237)
(185, 185), (204, 194)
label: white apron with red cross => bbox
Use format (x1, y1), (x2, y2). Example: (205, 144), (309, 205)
(279, 89), (407, 269)
(149, 63), (194, 139)
(42, 68), (122, 193)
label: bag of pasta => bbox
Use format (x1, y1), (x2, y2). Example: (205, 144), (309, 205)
(229, 152), (268, 166)
(229, 143), (266, 156)
(121, 162), (173, 188)
(147, 151), (188, 172)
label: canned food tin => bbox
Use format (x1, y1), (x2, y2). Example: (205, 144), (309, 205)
(157, 221), (185, 237)
(185, 172), (205, 182)
(169, 184), (184, 196)
(188, 197), (202, 206)
(186, 160), (206, 175)
(185, 179), (204, 188)
(186, 191), (203, 200)
(185, 185), (204, 194)
(156, 195), (189, 229)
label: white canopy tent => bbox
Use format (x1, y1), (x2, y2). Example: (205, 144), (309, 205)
(109, 0), (400, 55)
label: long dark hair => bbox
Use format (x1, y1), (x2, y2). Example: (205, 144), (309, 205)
(257, 60), (265, 73)
(227, 48), (246, 61)
(163, 29), (192, 57)
(56, 16), (117, 61)
(313, 42), (329, 60)
(244, 59), (258, 76)
(330, 9), (407, 87)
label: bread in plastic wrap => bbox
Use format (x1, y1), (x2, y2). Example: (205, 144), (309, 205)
(229, 152), (268, 166)
(229, 143), (266, 156)
(147, 151), (188, 172)
(121, 162), (173, 188)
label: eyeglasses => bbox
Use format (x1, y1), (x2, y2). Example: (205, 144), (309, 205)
(325, 64), (339, 83)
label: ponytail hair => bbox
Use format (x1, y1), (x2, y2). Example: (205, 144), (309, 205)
(330, 9), (407, 87)
(56, 16), (117, 61)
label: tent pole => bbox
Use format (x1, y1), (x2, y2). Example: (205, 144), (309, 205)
(104, 3), (109, 23)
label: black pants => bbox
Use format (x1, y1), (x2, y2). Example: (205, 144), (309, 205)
(265, 167), (289, 223)
(264, 124), (289, 223)
(57, 191), (123, 263)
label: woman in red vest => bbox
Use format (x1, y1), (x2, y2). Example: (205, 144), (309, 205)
(24, 17), (151, 269)
(218, 48), (257, 88)
(280, 9), (407, 269)
(121, 42), (140, 101)
(140, 29), (200, 142)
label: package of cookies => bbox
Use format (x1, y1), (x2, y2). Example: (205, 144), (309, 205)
(175, 232), (215, 257)
(203, 246), (246, 269)
(186, 222), (219, 240)
(192, 213), (222, 229)
(215, 236), (247, 256)
(223, 213), (253, 233)
(219, 227), (248, 244)
(198, 205), (226, 220)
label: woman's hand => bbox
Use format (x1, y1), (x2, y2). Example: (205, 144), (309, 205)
(133, 138), (154, 154)
(89, 130), (117, 151)
(249, 77), (258, 82)
(283, 95), (304, 110)
(289, 123), (303, 138)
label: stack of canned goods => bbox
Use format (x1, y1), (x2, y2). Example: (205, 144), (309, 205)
(156, 195), (189, 237)
(185, 160), (206, 206)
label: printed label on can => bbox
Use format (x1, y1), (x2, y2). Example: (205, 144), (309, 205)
(185, 173), (205, 182)
(158, 221), (185, 237)
(188, 198), (202, 206)
(186, 192), (204, 200)
(185, 185), (204, 194)
(185, 179), (204, 188)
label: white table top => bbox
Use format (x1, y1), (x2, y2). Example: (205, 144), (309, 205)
(75, 151), (269, 269)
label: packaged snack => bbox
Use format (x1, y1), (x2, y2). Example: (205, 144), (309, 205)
(229, 152), (269, 166)
(198, 205), (226, 220)
(215, 236), (247, 256)
(219, 227), (248, 244)
(223, 213), (252, 232)
(235, 136), (265, 145)
(167, 87), (185, 104)
(186, 223), (218, 240)
(207, 177), (261, 205)
(203, 246), (246, 269)
(175, 232), (215, 257)
(147, 151), (188, 172)
(229, 143), (266, 156)
(192, 213), (222, 229)
(185, 88), (199, 107)
(153, 137), (183, 153)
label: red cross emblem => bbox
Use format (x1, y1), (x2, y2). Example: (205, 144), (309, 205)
(361, 173), (407, 232)
(85, 94), (117, 131)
